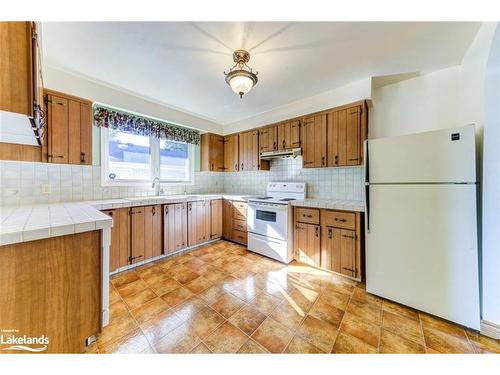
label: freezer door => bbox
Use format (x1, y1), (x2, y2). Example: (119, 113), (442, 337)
(365, 184), (480, 329)
(368, 125), (476, 183)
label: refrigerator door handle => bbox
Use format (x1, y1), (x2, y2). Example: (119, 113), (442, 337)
(365, 184), (370, 233)
(364, 139), (369, 183)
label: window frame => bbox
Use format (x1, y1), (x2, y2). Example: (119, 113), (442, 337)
(101, 127), (194, 187)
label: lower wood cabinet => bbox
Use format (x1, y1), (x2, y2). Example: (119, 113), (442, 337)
(294, 207), (363, 280)
(102, 208), (131, 273)
(187, 201), (210, 246)
(130, 205), (162, 264)
(295, 222), (321, 266)
(164, 203), (187, 254)
(221, 199), (248, 245)
(210, 199), (223, 239)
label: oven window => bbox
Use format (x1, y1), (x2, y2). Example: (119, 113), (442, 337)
(256, 210), (277, 222)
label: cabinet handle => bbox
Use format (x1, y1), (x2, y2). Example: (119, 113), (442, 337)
(165, 206), (169, 215)
(303, 214), (313, 218)
(282, 140), (286, 149)
(129, 210), (142, 215)
(80, 152), (86, 163)
(335, 155), (339, 165)
(152, 206), (156, 216)
(328, 228), (332, 239)
(334, 218), (347, 222)
(342, 234), (356, 239)
(48, 154), (64, 159)
(348, 158), (359, 161)
(235, 163), (238, 171)
(273, 141), (277, 150)
(211, 163), (214, 171)
(108, 211), (113, 217)
(129, 255), (143, 263)
(321, 156), (325, 166)
(241, 163), (244, 171)
(303, 161), (313, 165)
(315, 226), (319, 237)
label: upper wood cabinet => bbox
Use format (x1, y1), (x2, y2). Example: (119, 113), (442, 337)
(259, 126), (278, 153)
(201, 133), (225, 171)
(0, 22), (43, 127)
(210, 199), (223, 239)
(164, 203), (187, 254)
(239, 130), (269, 171)
(302, 113), (327, 168)
(278, 120), (301, 150)
(45, 89), (92, 165)
(223, 134), (239, 172)
(327, 103), (367, 167)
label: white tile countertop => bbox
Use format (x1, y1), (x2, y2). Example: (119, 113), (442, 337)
(0, 193), (256, 245)
(291, 199), (365, 212)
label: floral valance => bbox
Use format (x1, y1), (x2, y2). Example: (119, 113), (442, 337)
(93, 105), (200, 145)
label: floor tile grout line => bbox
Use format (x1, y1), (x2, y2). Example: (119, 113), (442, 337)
(331, 282), (356, 353)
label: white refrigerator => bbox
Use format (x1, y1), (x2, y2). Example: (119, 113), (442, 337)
(365, 125), (480, 330)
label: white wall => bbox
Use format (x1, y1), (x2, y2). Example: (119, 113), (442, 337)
(43, 66), (223, 134)
(223, 78), (371, 134)
(482, 23), (500, 332)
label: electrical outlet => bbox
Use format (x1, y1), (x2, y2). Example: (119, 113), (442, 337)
(41, 184), (51, 194)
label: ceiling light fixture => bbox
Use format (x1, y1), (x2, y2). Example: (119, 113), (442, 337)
(224, 49), (258, 99)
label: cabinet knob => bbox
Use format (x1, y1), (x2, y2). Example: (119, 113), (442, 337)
(321, 156), (325, 166)
(315, 226), (319, 237)
(241, 163), (244, 171)
(80, 152), (86, 163)
(282, 140), (286, 148)
(328, 228), (332, 239)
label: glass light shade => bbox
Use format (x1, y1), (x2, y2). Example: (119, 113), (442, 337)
(229, 75), (254, 97)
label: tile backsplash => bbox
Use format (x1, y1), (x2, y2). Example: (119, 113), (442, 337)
(0, 157), (363, 206)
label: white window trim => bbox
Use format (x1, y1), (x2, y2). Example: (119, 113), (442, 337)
(101, 127), (194, 187)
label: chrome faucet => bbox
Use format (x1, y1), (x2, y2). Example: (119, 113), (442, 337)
(152, 177), (161, 196)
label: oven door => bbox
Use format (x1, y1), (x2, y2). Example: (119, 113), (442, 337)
(247, 202), (289, 241)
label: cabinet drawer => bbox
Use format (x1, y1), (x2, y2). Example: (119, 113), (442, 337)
(233, 219), (247, 232)
(232, 229), (248, 245)
(321, 210), (356, 230)
(233, 202), (247, 220)
(295, 207), (320, 225)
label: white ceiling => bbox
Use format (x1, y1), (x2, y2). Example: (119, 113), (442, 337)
(42, 22), (480, 125)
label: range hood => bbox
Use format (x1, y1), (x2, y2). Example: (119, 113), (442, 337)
(0, 110), (40, 146)
(260, 148), (302, 160)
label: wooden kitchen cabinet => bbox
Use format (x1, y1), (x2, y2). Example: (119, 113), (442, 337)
(224, 134), (239, 172)
(0, 22), (43, 124)
(259, 126), (278, 153)
(327, 103), (367, 167)
(45, 89), (92, 165)
(188, 200), (211, 246)
(130, 206), (145, 264)
(295, 222), (321, 267)
(210, 199), (223, 239)
(238, 130), (269, 171)
(294, 207), (363, 280)
(201, 133), (225, 171)
(102, 207), (130, 272)
(278, 120), (301, 150)
(302, 113), (327, 168)
(144, 205), (162, 260)
(164, 203), (187, 254)
(223, 199), (233, 239)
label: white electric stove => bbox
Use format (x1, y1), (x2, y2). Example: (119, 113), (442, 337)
(247, 182), (306, 263)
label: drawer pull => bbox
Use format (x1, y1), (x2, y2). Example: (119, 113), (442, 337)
(342, 267), (356, 273)
(327, 228), (333, 239)
(342, 234), (356, 239)
(335, 218), (347, 222)
(304, 214), (313, 218)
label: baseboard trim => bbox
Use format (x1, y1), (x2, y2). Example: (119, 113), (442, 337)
(481, 320), (500, 339)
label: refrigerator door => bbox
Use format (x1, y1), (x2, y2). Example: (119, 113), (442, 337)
(365, 184), (480, 329)
(367, 125), (476, 183)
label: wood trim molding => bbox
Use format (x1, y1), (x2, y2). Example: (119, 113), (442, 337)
(481, 320), (500, 339)
(0, 142), (42, 162)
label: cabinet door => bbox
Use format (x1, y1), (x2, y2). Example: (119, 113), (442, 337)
(320, 226), (341, 273)
(295, 222), (320, 266)
(202, 200), (211, 242)
(336, 109), (347, 166)
(223, 200), (233, 239)
(68, 100), (81, 164)
(289, 120), (301, 148)
(302, 114), (327, 168)
(164, 204), (175, 254)
(327, 111), (340, 167)
(102, 209), (120, 272)
(224, 134), (239, 172)
(118, 208), (131, 267)
(0, 22), (32, 116)
(48, 95), (69, 163)
(250, 130), (259, 170)
(79, 103), (92, 165)
(144, 205), (154, 261)
(346, 106), (361, 166)
(238, 132), (246, 171)
(152, 205), (162, 257)
(259, 126), (277, 153)
(187, 202), (197, 246)
(130, 207), (145, 264)
(277, 122), (290, 150)
(174, 203), (187, 251)
(340, 229), (356, 277)
(210, 134), (225, 171)
(211, 199), (223, 239)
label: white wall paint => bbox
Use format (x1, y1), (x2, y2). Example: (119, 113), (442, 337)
(43, 66), (223, 134)
(223, 78), (371, 134)
(482, 23), (500, 329)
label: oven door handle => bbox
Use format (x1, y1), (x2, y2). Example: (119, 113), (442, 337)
(248, 202), (289, 211)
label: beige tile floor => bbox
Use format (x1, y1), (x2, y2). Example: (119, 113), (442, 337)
(89, 240), (500, 354)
